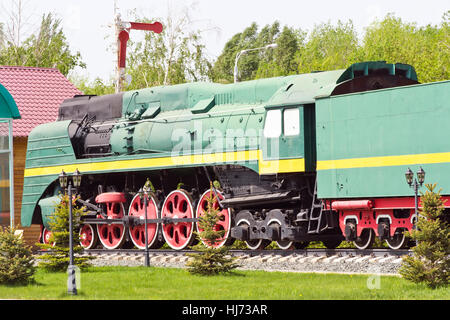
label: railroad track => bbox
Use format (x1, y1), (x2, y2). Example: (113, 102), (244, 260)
(35, 248), (411, 274)
(77, 248), (411, 258)
(41, 248), (408, 274)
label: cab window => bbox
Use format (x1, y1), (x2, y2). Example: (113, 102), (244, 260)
(263, 109), (281, 138)
(283, 108), (300, 136)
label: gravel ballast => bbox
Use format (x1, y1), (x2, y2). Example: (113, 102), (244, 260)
(83, 252), (403, 275)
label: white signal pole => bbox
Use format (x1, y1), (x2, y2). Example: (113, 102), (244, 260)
(114, 2), (123, 93)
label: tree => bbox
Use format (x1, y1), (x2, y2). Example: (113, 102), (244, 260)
(36, 193), (93, 272)
(255, 26), (305, 78)
(361, 13), (450, 83)
(295, 20), (360, 73)
(0, 8), (85, 76)
(0, 226), (35, 284)
(186, 185), (239, 275)
(399, 184), (449, 288)
(125, 4), (212, 90)
(211, 22), (258, 83)
(0, 0), (31, 48)
(70, 75), (115, 96)
(211, 21), (303, 83)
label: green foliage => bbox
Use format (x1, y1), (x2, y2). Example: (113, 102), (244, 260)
(295, 20), (360, 73)
(124, 7), (212, 90)
(77, 11), (449, 94)
(144, 178), (156, 193)
(176, 182), (185, 190)
(0, 226), (35, 285)
(36, 193), (94, 272)
(211, 22), (257, 83)
(211, 21), (303, 83)
(256, 26), (305, 78)
(399, 184), (449, 289)
(361, 13), (450, 83)
(0, 13), (85, 76)
(186, 187), (239, 275)
(69, 75), (115, 96)
(210, 12), (449, 84)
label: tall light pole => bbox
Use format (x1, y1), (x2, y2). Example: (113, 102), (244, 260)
(233, 43), (278, 83)
(405, 167), (425, 245)
(59, 169), (82, 295)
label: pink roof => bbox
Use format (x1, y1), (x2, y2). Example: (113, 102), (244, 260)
(0, 66), (81, 136)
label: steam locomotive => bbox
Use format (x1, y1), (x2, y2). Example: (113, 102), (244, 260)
(21, 61), (450, 251)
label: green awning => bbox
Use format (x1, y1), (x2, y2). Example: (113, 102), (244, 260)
(0, 83), (20, 119)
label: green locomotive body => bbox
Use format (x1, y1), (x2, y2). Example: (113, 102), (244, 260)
(316, 79), (450, 199)
(22, 61), (445, 251)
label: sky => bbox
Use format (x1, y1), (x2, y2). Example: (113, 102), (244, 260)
(0, 0), (448, 82)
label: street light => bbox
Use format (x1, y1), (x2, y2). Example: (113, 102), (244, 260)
(233, 43), (278, 83)
(138, 186), (150, 267)
(59, 169), (82, 295)
(73, 169), (82, 189)
(405, 167), (425, 243)
(59, 170), (68, 189)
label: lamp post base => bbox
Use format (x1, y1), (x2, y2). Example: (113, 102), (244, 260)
(67, 265), (78, 295)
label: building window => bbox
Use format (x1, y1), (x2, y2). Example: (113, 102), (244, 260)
(0, 120), (12, 227)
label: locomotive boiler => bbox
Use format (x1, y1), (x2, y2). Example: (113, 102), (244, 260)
(21, 61), (450, 251)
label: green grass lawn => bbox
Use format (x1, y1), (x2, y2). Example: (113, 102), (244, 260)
(0, 266), (448, 300)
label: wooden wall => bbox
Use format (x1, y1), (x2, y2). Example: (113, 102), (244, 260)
(13, 137), (41, 248)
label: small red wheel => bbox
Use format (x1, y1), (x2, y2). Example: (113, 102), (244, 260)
(161, 189), (195, 250)
(79, 224), (98, 249)
(196, 189), (233, 248)
(97, 202), (126, 249)
(128, 193), (161, 249)
(41, 226), (55, 246)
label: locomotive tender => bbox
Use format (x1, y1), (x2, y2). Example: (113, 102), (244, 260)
(21, 61), (450, 251)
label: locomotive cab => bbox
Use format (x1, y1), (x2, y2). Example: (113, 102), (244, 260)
(261, 104), (316, 173)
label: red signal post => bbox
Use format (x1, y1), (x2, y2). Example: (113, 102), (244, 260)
(116, 19), (163, 92)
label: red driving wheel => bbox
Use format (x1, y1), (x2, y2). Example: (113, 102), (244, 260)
(161, 189), (195, 250)
(128, 193), (161, 249)
(196, 189), (233, 248)
(79, 224), (98, 249)
(97, 201), (126, 249)
(41, 226), (55, 247)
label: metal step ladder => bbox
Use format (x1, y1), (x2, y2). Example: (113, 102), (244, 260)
(307, 179), (324, 234)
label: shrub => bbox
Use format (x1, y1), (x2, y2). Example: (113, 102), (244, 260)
(36, 193), (94, 271)
(0, 226), (36, 285)
(399, 184), (449, 288)
(186, 186), (239, 275)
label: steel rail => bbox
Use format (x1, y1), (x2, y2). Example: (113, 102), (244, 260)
(37, 248), (410, 258)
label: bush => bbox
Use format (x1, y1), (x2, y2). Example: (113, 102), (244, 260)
(36, 193), (94, 271)
(0, 226), (36, 285)
(186, 186), (239, 275)
(399, 184), (449, 289)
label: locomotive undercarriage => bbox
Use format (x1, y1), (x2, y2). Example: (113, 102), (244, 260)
(215, 166), (344, 249)
(39, 164), (424, 251)
(39, 165), (346, 250)
(39, 165), (428, 251)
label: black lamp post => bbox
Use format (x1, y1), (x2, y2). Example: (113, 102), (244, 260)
(138, 186), (150, 267)
(405, 167), (425, 242)
(59, 169), (82, 295)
